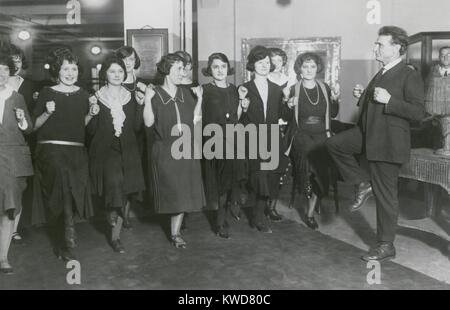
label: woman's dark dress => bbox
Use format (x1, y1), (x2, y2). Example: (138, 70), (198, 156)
(87, 94), (145, 209)
(201, 83), (247, 209)
(239, 80), (289, 200)
(149, 86), (204, 214)
(290, 82), (339, 197)
(0, 91), (33, 214)
(123, 77), (146, 156)
(32, 87), (93, 224)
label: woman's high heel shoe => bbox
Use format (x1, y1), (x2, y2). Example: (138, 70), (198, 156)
(0, 260), (13, 275)
(122, 217), (132, 230)
(304, 216), (318, 230)
(171, 235), (187, 248)
(216, 226), (230, 239)
(111, 239), (125, 254)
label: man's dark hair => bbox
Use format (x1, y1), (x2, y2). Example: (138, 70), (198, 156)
(439, 46), (450, 55)
(378, 26), (409, 55)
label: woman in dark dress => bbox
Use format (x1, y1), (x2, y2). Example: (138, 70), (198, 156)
(4, 44), (38, 243)
(0, 53), (33, 274)
(285, 52), (340, 230)
(174, 50), (197, 232)
(143, 54), (204, 248)
(87, 54), (146, 253)
(115, 45), (147, 229)
(32, 48), (98, 261)
(201, 53), (247, 238)
(240, 46), (290, 233)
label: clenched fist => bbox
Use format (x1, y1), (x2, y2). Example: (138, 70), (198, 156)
(145, 85), (156, 100)
(46, 101), (56, 115)
(191, 85), (203, 98)
(373, 87), (391, 104)
(89, 103), (100, 116)
(287, 98), (297, 109)
(89, 96), (98, 105)
(331, 83), (340, 100)
(238, 85), (248, 100)
(240, 98), (250, 111)
(353, 84), (364, 99)
(137, 82), (147, 94)
(15, 108), (25, 121)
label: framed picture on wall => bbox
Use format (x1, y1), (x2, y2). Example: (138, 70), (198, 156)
(126, 28), (169, 82)
(241, 37), (341, 88)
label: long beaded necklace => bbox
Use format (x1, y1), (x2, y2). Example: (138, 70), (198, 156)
(302, 82), (319, 106)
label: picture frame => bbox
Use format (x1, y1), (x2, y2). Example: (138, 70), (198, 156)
(126, 28), (169, 82)
(241, 37), (341, 88)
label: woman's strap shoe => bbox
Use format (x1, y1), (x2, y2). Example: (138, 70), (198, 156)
(171, 235), (187, 248)
(216, 226), (230, 239)
(0, 261), (14, 275)
(11, 232), (23, 245)
(305, 216), (318, 230)
(56, 247), (77, 261)
(111, 239), (125, 254)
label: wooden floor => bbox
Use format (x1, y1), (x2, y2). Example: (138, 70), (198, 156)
(1, 211), (449, 290)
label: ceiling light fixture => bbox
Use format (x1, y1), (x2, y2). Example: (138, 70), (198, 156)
(18, 30), (31, 41)
(90, 45), (102, 55)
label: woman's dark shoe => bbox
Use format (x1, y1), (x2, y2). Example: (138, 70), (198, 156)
(304, 216), (318, 230)
(171, 235), (187, 248)
(0, 261), (14, 275)
(122, 217), (132, 230)
(230, 203), (241, 221)
(216, 226), (230, 239)
(56, 247), (77, 261)
(111, 239), (125, 254)
(11, 232), (23, 245)
(252, 221), (273, 233)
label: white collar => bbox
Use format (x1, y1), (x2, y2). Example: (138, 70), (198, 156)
(382, 57), (402, 74)
(0, 84), (14, 101)
(0, 85), (14, 124)
(439, 65), (450, 75)
(7, 75), (24, 91)
(96, 85), (131, 108)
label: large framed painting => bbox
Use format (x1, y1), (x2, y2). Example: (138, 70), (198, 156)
(241, 37), (341, 88)
(126, 28), (169, 82)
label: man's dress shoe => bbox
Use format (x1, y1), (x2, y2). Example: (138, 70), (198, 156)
(361, 242), (396, 262)
(350, 182), (373, 212)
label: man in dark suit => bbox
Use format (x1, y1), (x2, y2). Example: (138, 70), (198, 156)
(325, 26), (426, 261)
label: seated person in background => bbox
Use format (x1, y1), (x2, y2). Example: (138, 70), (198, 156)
(428, 46), (450, 79)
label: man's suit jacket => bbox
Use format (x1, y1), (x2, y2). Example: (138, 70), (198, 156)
(0, 91), (33, 177)
(358, 61), (426, 164)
